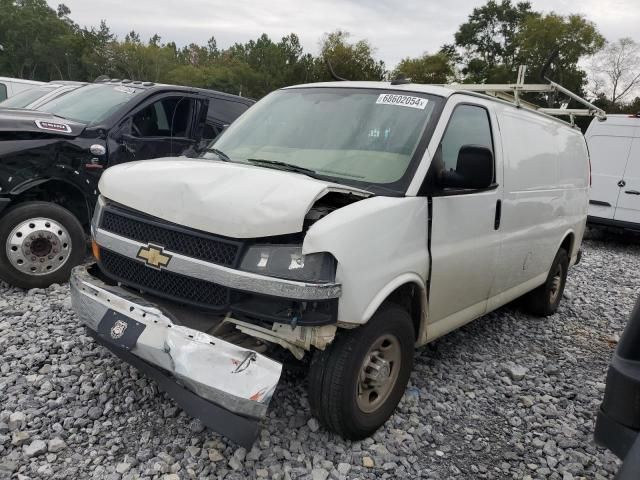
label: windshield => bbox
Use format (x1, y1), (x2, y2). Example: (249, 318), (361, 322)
(206, 87), (440, 192)
(0, 85), (57, 109)
(35, 84), (143, 124)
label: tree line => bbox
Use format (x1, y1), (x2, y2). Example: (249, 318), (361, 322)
(0, 0), (638, 112)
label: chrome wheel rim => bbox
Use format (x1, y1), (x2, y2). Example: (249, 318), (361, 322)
(356, 334), (401, 413)
(549, 263), (563, 304)
(5, 217), (72, 276)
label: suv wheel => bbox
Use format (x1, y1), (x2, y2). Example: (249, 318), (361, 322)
(0, 202), (86, 288)
(308, 304), (414, 439)
(524, 247), (569, 317)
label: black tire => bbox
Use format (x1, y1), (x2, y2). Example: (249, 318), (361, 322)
(524, 248), (569, 317)
(308, 304), (415, 440)
(0, 201), (86, 289)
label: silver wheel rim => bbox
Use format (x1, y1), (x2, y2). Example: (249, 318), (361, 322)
(5, 217), (72, 276)
(549, 263), (563, 304)
(356, 334), (401, 414)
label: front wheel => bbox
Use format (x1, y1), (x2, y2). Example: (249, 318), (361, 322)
(0, 201), (86, 289)
(308, 305), (415, 440)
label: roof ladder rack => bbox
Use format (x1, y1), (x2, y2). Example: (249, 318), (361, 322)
(443, 64), (606, 124)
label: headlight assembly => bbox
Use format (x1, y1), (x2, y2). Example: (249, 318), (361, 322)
(240, 245), (336, 283)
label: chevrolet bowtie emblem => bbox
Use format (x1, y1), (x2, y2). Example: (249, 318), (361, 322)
(136, 244), (172, 269)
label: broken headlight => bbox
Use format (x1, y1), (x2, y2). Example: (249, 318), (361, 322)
(239, 245), (336, 282)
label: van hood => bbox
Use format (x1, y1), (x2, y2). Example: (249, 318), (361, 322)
(0, 108), (85, 137)
(98, 158), (372, 238)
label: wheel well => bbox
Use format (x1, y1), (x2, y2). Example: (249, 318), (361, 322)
(8, 181), (91, 230)
(560, 233), (574, 257)
(386, 282), (423, 340)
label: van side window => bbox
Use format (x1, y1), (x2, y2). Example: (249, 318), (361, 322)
(440, 105), (493, 172)
(0, 83), (7, 102)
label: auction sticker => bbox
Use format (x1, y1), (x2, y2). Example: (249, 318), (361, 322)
(34, 120), (72, 133)
(376, 94), (428, 110)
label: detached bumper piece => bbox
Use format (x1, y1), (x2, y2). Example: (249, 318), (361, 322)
(594, 297), (640, 479)
(70, 264), (282, 448)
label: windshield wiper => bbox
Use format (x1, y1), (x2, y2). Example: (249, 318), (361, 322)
(246, 158), (321, 178)
(204, 147), (231, 162)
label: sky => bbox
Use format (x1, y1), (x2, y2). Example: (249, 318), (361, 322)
(49, 0), (640, 68)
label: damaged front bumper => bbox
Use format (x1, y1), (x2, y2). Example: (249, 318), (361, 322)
(70, 264), (282, 448)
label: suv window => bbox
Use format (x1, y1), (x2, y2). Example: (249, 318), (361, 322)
(35, 84), (143, 124)
(440, 104), (493, 172)
(132, 97), (193, 138)
(0, 83), (7, 102)
(204, 98), (250, 141)
(209, 98), (249, 124)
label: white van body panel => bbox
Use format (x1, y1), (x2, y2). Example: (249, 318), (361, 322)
(615, 137), (640, 224)
(0, 76), (44, 99)
(303, 196), (429, 329)
(586, 115), (640, 228)
(306, 91), (588, 343)
(492, 103), (588, 292)
(98, 158), (371, 238)
(419, 94), (587, 342)
(424, 95), (504, 336)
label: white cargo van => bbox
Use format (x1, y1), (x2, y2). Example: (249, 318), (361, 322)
(586, 114), (640, 230)
(70, 81), (590, 447)
(0, 77), (44, 102)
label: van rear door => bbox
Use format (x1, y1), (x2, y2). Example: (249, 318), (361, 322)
(587, 121), (637, 220)
(613, 136), (640, 225)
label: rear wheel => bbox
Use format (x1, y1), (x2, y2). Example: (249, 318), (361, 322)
(308, 305), (414, 439)
(524, 248), (569, 317)
(0, 202), (86, 288)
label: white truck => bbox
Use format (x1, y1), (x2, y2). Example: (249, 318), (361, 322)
(586, 114), (640, 230)
(70, 79), (593, 447)
(0, 76), (44, 102)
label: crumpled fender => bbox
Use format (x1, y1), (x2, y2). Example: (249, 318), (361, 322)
(303, 195), (429, 326)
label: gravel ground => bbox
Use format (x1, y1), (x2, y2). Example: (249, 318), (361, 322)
(0, 234), (638, 480)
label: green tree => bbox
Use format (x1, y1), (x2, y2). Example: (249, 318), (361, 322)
(79, 20), (117, 80)
(516, 13), (604, 95)
(393, 53), (453, 84)
(454, 0), (536, 82)
(316, 30), (385, 82)
(0, 0), (80, 80)
(452, 0), (605, 110)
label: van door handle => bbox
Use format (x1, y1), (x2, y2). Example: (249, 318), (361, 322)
(494, 199), (502, 230)
(625, 190), (640, 195)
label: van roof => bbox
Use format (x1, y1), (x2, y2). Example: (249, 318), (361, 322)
(0, 77), (44, 86)
(47, 80), (87, 87)
(590, 114), (640, 126)
(284, 81), (580, 128)
(285, 81), (457, 97)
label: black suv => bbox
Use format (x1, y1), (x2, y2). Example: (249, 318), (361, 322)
(0, 79), (253, 288)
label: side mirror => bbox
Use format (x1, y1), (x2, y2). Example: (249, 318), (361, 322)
(438, 145), (494, 189)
